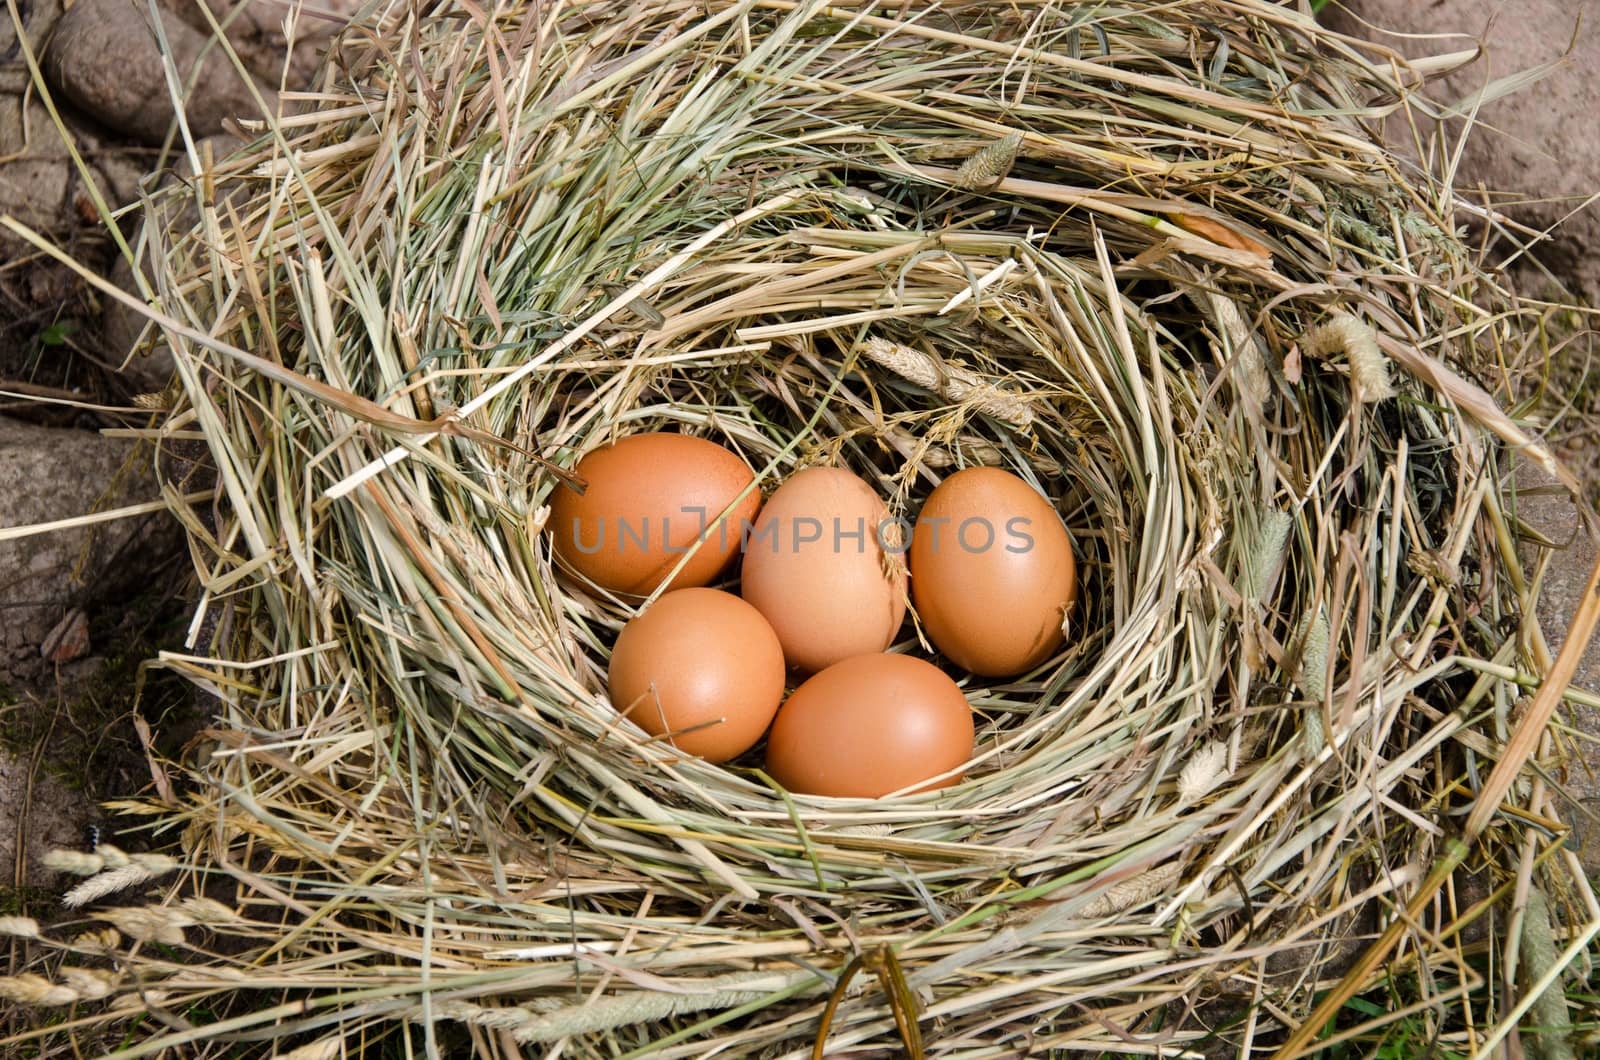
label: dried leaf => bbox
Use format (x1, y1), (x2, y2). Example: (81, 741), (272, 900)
(1167, 212), (1273, 259)
(133, 715), (176, 806)
(40, 609), (89, 663)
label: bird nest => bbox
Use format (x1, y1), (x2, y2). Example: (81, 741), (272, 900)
(11, 0), (1595, 1055)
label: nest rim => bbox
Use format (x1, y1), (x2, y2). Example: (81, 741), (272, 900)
(65, 0), (1583, 1053)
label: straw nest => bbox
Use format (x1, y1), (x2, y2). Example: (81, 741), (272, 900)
(15, 0), (1598, 1055)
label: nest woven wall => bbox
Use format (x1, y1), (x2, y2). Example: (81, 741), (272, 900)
(25, 0), (1592, 1054)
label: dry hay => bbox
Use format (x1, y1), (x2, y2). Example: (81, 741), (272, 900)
(5, 0), (1598, 1055)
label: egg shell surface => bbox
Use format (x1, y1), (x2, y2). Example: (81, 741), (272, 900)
(549, 433), (760, 595)
(764, 653), (974, 798)
(739, 466), (907, 672)
(606, 588), (786, 763)
(909, 467), (1077, 677)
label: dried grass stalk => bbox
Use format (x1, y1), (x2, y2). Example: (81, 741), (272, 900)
(1081, 864), (1186, 918)
(952, 132), (1024, 190)
(1178, 743), (1231, 804)
(61, 856), (178, 909)
(859, 337), (1036, 427)
(1305, 315), (1395, 401)
(0, 917), (40, 939)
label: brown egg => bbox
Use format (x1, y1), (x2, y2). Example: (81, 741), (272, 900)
(739, 466), (907, 672)
(909, 467), (1077, 677)
(549, 433), (761, 596)
(606, 588), (785, 763)
(765, 654), (974, 797)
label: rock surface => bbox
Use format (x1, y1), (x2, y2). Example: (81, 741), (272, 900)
(1513, 463), (1600, 872)
(101, 253), (171, 392)
(0, 91), (147, 237)
(100, 133), (245, 393)
(1516, 470), (1600, 693)
(0, 418), (178, 690)
(158, 0), (359, 89)
(0, 751), (92, 889)
(43, 0), (275, 147)
(1329, 0), (1600, 301)
(9, 0), (359, 389)
(0, 0), (65, 92)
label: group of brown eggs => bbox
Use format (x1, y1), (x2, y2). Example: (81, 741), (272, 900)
(548, 432), (1078, 798)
